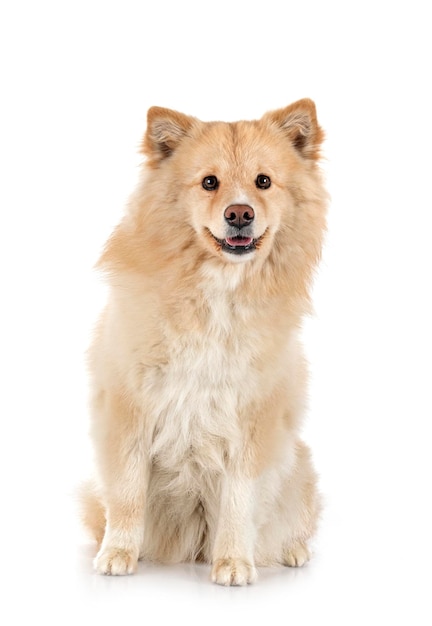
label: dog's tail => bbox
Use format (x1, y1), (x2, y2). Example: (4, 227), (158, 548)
(78, 480), (106, 547)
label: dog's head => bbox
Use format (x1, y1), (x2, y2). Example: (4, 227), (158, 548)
(141, 99), (325, 269)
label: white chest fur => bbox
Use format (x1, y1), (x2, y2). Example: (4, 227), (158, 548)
(142, 282), (257, 472)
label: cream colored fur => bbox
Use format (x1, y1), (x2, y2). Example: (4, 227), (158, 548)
(81, 99), (328, 585)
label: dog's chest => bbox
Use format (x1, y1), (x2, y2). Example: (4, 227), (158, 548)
(143, 292), (256, 470)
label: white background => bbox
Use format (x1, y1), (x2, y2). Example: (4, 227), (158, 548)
(1, 1), (431, 624)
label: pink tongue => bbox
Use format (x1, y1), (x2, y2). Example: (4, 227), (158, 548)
(225, 236), (253, 247)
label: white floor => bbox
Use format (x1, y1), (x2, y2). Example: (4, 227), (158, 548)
(66, 500), (430, 626)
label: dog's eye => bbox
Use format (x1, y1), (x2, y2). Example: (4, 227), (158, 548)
(255, 174), (271, 190)
(202, 176), (219, 191)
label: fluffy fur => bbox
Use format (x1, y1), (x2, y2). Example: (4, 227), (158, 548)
(81, 98), (328, 585)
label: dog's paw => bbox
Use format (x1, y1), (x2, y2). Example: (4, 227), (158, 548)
(283, 542), (310, 567)
(94, 547), (138, 576)
(211, 558), (258, 586)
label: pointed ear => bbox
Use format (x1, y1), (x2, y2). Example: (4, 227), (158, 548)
(142, 107), (197, 164)
(264, 98), (324, 160)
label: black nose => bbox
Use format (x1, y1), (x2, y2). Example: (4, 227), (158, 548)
(224, 204), (255, 229)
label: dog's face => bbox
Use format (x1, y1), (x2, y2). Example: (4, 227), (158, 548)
(142, 100), (324, 266)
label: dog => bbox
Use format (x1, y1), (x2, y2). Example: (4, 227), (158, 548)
(80, 98), (328, 586)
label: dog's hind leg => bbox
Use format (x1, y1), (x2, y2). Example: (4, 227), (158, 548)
(78, 480), (106, 548)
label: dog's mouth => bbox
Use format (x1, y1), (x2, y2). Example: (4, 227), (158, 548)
(209, 231), (265, 255)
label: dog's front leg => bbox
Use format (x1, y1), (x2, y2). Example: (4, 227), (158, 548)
(211, 472), (258, 586)
(94, 447), (149, 575)
(93, 396), (149, 576)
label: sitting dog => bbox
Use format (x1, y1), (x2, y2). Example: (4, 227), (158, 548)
(81, 98), (328, 585)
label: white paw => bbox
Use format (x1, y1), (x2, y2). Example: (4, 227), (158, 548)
(284, 542), (310, 567)
(94, 547), (138, 575)
(211, 558), (258, 586)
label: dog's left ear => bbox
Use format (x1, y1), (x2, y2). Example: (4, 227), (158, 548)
(142, 107), (197, 165)
(263, 98), (324, 160)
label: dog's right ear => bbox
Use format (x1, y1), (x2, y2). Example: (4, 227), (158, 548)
(142, 107), (197, 165)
